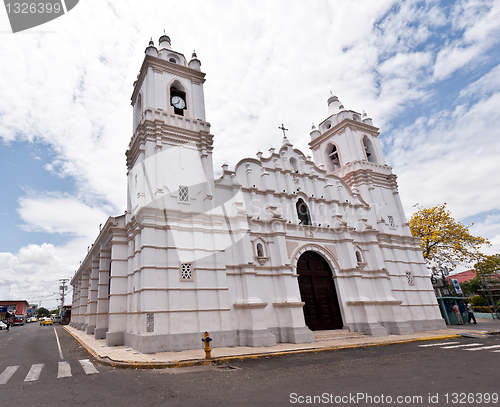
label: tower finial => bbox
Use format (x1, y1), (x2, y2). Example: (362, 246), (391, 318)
(159, 32), (171, 50)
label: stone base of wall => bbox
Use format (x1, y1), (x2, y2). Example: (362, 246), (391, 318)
(94, 327), (107, 339)
(407, 318), (447, 332)
(106, 331), (125, 347)
(347, 318), (446, 336)
(236, 329), (277, 347)
(123, 330), (238, 354)
(270, 326), (316, 344)
(119, 326), (317, 354)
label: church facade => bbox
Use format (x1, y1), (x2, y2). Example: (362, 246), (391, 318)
(70, 35), (445, 353)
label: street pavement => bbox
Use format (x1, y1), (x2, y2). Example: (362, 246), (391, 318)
(2, 321), (500, 406)
(0, 323), (100, 386)
(63, 317), (500, 369)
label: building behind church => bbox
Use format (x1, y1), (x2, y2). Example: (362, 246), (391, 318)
(70, 35), (445, 353)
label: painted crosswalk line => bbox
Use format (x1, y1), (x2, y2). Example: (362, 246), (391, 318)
(440, 343), (481, 349)
(465, 344), (500, 351)
(0, 366), (19, 385)
(79, 359), (99, 375)
(24, 364), (44, 382)
(1, 359), (99, 385)
(418, 342), (459, 347)
(58, 361), (72, 378)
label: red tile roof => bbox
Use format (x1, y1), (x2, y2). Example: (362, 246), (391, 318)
(450, 269), (477, 284)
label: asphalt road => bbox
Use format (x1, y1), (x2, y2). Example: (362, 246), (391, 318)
(1, 324), (499, 407)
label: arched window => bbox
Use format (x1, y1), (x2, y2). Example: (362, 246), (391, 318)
(135, 93), (142, 129)
(290, 157), (299, 173)
(326, 143), (341, 172)
(362, 136), (377, 163)
(296, 199), (311, 225)
(253, 238), (269, 265)
(355, 250), (363, 263)
(170, 80), (186, 116)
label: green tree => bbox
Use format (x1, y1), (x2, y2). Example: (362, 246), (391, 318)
(473, 254), (500, 307)
(459, 276), (481, 297)
(474, 254), (500, 275)
(37, 307), (50, 318)
(409, 203), (490, 269)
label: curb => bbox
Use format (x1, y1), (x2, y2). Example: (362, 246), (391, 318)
(64, 327), (461, 369)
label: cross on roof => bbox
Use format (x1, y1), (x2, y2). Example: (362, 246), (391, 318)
(278, 124), (288, 138)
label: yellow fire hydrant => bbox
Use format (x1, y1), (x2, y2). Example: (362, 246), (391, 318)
(202, 331), (212, 359)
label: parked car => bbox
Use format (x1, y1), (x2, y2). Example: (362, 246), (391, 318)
(40, 317), (52, 326)
(0, 321), (7, 330)
(52, 315), (63, 324)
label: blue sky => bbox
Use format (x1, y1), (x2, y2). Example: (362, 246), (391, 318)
(1, 0), (500, 309)
(0, 141), (75, 252)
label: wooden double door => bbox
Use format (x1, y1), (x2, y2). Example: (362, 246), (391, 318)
(297, 251), (343, 331)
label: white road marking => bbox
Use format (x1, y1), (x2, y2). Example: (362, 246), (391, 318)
(465, 344), (500, 351)
(54, 327), (64, 360)
(24, 364), (44, 382)
(58, 361), (72, 378)
(0, 366), (19, 385)
(79, 359), (99, 375)
(441, 343), (481, 349)
(418, 342), (459, 347)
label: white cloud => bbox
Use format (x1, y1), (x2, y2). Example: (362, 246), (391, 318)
(0, 243), (76, 309)
(391, 89), (500, 219)
(433, 44), (481, 80)
(434, 0), (500, 79)
(460, 64), (500, 98)
(17, 191), (113, 238)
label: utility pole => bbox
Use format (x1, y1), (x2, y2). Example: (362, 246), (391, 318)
(59, 279), (69, 308)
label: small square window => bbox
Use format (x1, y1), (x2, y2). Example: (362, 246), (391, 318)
(388, 216), (395, 228)
(178, 186), (189, 203)
(406, 271), (414, 285)
(146, 313), (154, 332)
(180, 262), (193, 281)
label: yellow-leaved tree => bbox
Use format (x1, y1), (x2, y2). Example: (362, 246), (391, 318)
(409, 203), (490, 269)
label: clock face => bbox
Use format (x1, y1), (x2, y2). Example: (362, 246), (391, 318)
(171, 95), (186, 110)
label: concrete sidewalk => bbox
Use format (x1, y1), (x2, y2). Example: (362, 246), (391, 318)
(63, 318), (500, 369)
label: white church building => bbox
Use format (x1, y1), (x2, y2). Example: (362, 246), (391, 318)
(70, 34), (445, 353)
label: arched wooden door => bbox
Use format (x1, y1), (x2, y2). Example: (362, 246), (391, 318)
(297, 251), (343, 330)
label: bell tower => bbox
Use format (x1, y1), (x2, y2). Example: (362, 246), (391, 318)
(309, 95), (410, 234)
(126, 34), (214, 217)
(309, 95), (386, 173)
